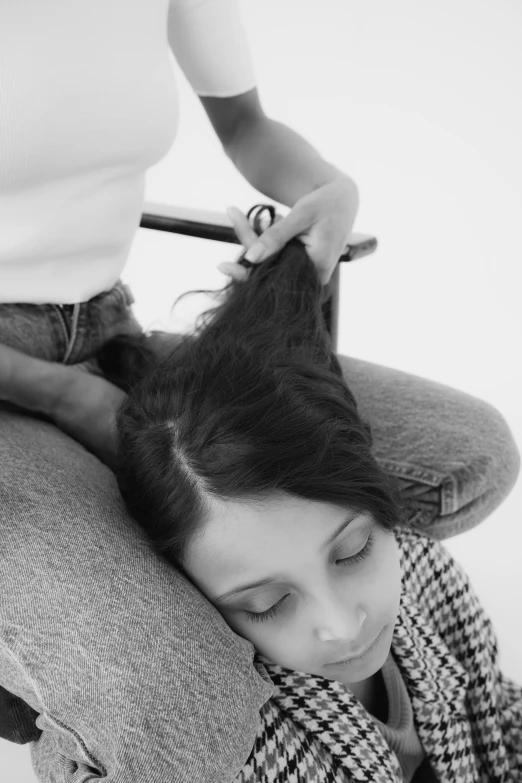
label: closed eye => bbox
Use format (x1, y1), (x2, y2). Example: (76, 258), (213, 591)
(244, 532), (376, 624)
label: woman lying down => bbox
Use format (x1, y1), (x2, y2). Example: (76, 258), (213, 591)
(0, 239), (521, 782)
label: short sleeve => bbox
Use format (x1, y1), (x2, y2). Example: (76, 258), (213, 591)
(167, 0), (258, 97)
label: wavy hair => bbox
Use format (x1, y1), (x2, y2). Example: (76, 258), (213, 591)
(97, 240), (410, 576)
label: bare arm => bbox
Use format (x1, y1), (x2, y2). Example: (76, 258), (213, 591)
(0, 343), (124, 470)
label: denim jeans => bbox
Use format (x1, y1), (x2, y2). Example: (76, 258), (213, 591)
(0, 280), (519, 782)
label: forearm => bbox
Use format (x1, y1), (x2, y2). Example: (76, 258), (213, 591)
(0, 345), (65, 417)
(0, 344), (123, 469)
(225, 115), (359, 208)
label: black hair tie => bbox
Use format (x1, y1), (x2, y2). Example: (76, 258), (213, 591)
(247, 204), (277, 235)
(237, 204), (278, 270)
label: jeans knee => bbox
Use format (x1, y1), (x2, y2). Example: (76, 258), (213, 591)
(475, 399), (520, 504)
(432, 399), (521, 538)
(395, 396), (520, 541)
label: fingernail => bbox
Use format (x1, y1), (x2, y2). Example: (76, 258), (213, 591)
(244, 243), (265, 263)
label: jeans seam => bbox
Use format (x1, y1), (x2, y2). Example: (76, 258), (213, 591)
(52, 306), (71, 347)
(440, 473), (459, 515)
(47, 714), (107, 778)
(378, 457), (451, 488)
(381, 457), (464, 516)
(62, 304), (81, 364)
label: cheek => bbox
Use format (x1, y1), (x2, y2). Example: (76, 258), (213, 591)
(372, 531), (402, 614)
(352, 530), (401, 621)
(219, 608), (272, 651)
(222, 613), (287, 665)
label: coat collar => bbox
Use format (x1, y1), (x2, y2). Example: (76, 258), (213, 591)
(255, 552), (483, 782)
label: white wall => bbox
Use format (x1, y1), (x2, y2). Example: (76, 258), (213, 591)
(3, 0), (521, 778)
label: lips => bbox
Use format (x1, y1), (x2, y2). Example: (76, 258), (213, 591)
(326, 629), (381, 664)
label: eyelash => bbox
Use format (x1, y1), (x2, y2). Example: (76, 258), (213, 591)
(244, 532), (376, 624)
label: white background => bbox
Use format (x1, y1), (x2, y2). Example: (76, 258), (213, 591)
(3, 0), (521, 779)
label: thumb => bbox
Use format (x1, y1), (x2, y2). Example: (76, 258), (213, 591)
(244, 209), (309, 263)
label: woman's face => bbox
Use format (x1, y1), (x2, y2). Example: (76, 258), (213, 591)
(185, 492), (403, 687)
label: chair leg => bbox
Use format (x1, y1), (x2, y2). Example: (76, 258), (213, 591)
(322, 264), (340, 351)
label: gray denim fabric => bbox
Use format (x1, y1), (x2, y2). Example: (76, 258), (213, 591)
(0, 280), (520, 782)
(335, 355), (520, 541)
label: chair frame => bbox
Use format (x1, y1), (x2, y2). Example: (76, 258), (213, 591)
(140, 202), (378, 351)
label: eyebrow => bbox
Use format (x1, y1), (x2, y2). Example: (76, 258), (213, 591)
(213, 512), (359, 604)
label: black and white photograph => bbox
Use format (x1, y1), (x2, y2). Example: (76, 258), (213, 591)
(1, 1), (521, 781)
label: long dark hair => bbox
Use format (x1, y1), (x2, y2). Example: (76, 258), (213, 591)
(97, 240), (410, 576)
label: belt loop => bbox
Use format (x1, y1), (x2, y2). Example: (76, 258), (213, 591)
(120, 282), (135, 307)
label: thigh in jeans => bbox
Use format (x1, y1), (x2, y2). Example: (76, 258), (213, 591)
(0, 412), (273, 783)
(337, 355), (520, 540)
(0, 292), (273, 781)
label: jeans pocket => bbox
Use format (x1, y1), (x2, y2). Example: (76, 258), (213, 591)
(378, 457), (447, 530)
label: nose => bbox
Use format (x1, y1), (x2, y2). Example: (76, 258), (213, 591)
(315, 597), (366, 644)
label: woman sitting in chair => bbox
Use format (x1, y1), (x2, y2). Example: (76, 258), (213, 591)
(1, 239), (521, 782)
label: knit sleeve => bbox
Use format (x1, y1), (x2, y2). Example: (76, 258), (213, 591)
(415, 534), (522, 779)
(167, 0), (257, 97)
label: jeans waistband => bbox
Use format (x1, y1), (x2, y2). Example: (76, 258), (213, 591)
(57, 281), (135, 314)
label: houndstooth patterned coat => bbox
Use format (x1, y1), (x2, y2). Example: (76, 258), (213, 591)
(235, 526), (522, 783)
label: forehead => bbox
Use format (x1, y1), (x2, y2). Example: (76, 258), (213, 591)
(187, 493), (360, 574)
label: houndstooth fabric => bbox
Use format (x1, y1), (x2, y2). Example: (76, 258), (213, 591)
(235, 527), (522, 783)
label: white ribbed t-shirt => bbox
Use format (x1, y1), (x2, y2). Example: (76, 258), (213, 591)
(0, 0), (257, 304)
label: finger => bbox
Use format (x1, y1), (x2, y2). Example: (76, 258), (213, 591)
(217, 262), (249, 282)
(226, 206), (260, 249)
(244, 210), (311, 263)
